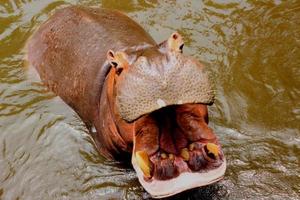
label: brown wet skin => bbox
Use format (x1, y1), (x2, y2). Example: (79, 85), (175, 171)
(27, 5), (225, 190)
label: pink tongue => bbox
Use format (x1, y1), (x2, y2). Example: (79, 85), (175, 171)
(159, 116), (188, 154)
(158, 114), (176, 154)
(159, 126), (177, 154)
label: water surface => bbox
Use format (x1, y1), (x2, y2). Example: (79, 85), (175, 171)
(0, 0), (299, 199)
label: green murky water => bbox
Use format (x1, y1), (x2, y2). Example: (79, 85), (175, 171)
(0, 0), (299, 199)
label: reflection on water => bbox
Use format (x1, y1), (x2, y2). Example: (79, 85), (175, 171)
(0, 0), (299, 199)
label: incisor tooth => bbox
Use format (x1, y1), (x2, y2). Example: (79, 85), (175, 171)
(180, 148), (189, 161)
(161, 153), (167, 159)
(206, 143), (219, 158)
(168, 154), (174, 160)
(135, 151), (151, 178)
(189, 143), (195, 151)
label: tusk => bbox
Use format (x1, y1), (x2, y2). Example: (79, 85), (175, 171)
(206, 143), (219, 158)
(136, 151), (152, 178)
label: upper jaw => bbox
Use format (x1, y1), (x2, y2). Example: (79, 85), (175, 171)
(116, 53), (215, 123)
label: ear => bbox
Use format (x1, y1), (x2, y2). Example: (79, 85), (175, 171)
(107, 50), (129, 75)
(167, 32), (184, 53)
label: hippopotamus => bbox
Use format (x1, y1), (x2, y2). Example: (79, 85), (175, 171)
(26, 6), (226, 198)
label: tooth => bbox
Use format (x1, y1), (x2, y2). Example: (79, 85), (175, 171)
(206, 143), (219, 158)
(168, 154), (174, 160)
(157, 99), (166, 108)
(180, 148), (189, 161)
(135, 151), (151, 178)
(161, 153), (167, 159)
(189, 143), (195, 151)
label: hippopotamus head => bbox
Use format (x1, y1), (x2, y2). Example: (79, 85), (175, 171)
(104, 32), (226, 198)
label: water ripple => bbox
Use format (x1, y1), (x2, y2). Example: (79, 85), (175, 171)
(0, 0), (299, 200)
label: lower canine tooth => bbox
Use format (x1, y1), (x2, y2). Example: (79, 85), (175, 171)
(206, 143), (219, 158)
(180, 148), (189, 161)
(135, 151), (151, 178)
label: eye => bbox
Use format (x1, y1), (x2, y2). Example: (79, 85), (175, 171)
(116, 67), (123, 75)
(106, 50), (129, 75)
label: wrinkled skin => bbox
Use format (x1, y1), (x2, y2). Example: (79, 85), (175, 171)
(26, 6), (226, 198)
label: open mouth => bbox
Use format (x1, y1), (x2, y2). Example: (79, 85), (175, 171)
(131, 103), (226, 198)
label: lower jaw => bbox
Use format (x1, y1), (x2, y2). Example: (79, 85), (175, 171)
(132, 155), (226, 198)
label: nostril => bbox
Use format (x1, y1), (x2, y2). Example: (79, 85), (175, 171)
(179, 44), (184, 52)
